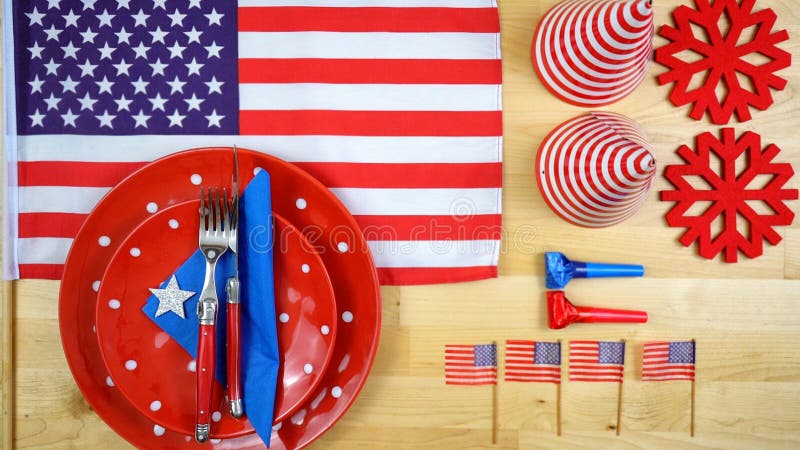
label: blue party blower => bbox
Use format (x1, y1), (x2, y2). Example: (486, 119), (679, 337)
(545, 251), (644, 289)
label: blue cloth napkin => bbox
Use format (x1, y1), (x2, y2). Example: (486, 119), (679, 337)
(142, 171), (279, 446)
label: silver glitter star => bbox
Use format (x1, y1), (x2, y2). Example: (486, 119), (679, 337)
(149, 275), (196, 319)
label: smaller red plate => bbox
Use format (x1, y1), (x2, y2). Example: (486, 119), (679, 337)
(96, 201), (337, 438)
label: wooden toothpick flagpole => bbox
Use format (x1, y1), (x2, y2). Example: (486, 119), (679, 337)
(616, 339), (625, 436)
(691, 338), (696, 437)
(492, 340), (498, 445)
(616, 378), (623, 436)
(557, 339), (562, 436)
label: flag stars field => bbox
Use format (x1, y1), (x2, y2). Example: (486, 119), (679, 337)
(20, 0), (231, 133)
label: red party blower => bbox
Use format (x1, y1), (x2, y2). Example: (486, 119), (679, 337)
(547, 291), (647, 329)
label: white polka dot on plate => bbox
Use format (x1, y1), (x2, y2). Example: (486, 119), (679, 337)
(168, 219), (179, 229)
(129, 247), (141, 257)
(272, 422), (283, 431)
(331, 386), (343, 398)
(337, 242), (349, 253)
(303, 363), (313, 374)
(98, 235), (111, 247)
(190, 174), (202, 185)
(92, 280), (101, 292)
(188, 360), (196, 372)
(212, 411), (222, 422)
(153, 425), (165, 437)
(105, 376), (114, 387)
(253, 167), (263, 175)
(108, 299), (121, 310)
(342, 311), (353, 323)
(150, 400), (162, 412)
(210, 439), (222, 444)
(321, 325), (330, 335)
(295, 198), (307, 210)
(301, 264), (310, 273)
(146, 202), (158, 213)
(125, 360), (138, 371)
(279, 313), (289, 323)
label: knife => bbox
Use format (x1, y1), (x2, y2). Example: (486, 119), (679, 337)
(226, 146), (244, 418)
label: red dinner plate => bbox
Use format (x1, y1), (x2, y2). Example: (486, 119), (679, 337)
(96, 200), (337, 438)
(59, 148), (381, 449)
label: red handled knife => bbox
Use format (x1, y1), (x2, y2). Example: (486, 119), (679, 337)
(226, 146), (244, 418)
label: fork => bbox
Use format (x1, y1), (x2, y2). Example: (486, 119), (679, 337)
(195, 187), (230, 443)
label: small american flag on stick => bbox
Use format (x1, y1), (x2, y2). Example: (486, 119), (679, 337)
(505, 339), (563, 435)
(505, 340), (561, 383)
(444, 344), (497, 385)
(643, 340), (697, 436)
(570, 339), (627, 435)
(642, 341), (695, 381)
(569, 340), (625, 383)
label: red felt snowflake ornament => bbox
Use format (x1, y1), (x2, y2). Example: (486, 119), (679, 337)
(661, 128), (797, 262)
(655, 0), (791, 124)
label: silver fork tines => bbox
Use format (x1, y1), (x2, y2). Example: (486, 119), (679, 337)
(198, 187), (230, 324)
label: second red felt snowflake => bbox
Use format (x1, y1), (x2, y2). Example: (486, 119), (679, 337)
(661, 128), (798, 262)
(655, 0), (791, 124)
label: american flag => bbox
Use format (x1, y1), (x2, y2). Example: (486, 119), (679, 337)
(445, 344), (497, 385)
(4, 0), (503, 284)
(504, 340), (561, 383)
(569, 340), (625, 383)
(642, 341), (695, 381)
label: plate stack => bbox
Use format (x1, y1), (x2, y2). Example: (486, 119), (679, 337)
(59, 148), (382, 449)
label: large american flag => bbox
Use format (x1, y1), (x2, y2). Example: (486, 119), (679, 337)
(445, 343), (497, 385)
(642, 341), (696, 381)
(4, 0), (503, 284)
(504, 340), (561, 383)
(569, 340), (625, 383)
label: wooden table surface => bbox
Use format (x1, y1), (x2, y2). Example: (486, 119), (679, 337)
(3, 0), (800, 448)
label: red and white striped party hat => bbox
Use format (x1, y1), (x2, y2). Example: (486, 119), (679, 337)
(532, 0), (654, 106)
(536, 112), (656, 227)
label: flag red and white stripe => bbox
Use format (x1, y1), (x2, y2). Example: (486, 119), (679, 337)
(505, 340), (561, 383)
(569, 340), (625, 382)
(642, 341), (696, 381)
(532, 0), (654, 106)
(445, 344), (497, 385)
(6, 0), (503, 285)
(536, 112), (655, 228)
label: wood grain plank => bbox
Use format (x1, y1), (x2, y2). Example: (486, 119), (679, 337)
(2, 281), (13, 450)
(518, 431), (800, 450)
